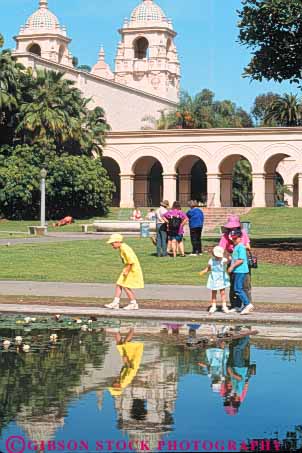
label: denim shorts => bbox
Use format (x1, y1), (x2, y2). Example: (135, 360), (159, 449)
(168, 234), (183, 242)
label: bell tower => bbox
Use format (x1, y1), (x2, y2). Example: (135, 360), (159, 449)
(14, 0), (73, 67)
(114, 0), (180, 102)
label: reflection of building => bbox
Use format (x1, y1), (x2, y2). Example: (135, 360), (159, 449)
(11, 1), (302, 208)
(112, 351), (178, 451)
(16, 409), (64, 451)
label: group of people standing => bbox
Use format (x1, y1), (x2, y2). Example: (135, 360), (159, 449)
(155, 200), (204, 258)
(105, 203), (254, 315)
(201, 216), (254, 316)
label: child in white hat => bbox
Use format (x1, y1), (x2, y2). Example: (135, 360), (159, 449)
(199, 246), (230, 314)
(104, 234), (144, 310)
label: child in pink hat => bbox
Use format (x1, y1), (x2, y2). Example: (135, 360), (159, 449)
(219, 215), (250, 254)
(219, 215), (252, 312)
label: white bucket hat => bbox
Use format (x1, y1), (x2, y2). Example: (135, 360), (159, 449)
(213, 246), (224, 258)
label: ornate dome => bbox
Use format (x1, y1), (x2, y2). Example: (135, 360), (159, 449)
(130, 0), (166, 23)
(25, 0), (61, 31)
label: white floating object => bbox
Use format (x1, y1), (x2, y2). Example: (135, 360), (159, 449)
(50, 334), (58, 343)
(22, 344), (30, 352)
(76, 319), (82, 324)
(15, 336), (23, 344)
(3, 340), (11, 347)
(24, 317), (31, 324)
(81, 325), (88, 331)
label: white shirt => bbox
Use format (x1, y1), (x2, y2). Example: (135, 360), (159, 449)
(155, 206), (168, 224)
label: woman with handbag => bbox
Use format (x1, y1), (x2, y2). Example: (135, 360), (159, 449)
(219, 215), (253, 312)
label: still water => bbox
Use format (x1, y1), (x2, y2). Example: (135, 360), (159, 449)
(0, 316), (301, 453)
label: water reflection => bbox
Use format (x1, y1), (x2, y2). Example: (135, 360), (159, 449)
(0, 318), (301, 452)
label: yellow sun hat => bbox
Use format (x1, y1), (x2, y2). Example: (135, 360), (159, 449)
(107, 233), (124, 244)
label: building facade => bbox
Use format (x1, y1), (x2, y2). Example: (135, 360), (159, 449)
(12, 0), (302, 208)
(105, 128), (302, 208)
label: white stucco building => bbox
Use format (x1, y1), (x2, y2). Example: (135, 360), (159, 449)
(13, 0), (302, 208)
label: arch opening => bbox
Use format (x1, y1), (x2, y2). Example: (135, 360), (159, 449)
(219, 155), (253, 207)
(133, 156), (163, 207)
(134, 37), (149, 60)
(176, 155), (207, 206)
(102, 157), (121, 207)
(58, 45), (65, 64)
(27, 43), (41, 56)
(166, 38), (172, 55)
(264, 153), (290, 206)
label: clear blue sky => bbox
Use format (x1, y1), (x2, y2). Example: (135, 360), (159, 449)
(2, 0), (299, 112)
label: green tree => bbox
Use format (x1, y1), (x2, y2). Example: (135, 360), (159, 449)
(83, 106), (110, 155)
(238, 0), (302, 83)
(232, 158), (253, 207)
(16, 69), (85, 148)
(77, 64), (92, 72)
(161, 89), (253, 129)
(0, 144), (114, 219)
(264, 93), (302, 126)
(0, 44), (24, 141)
(0, 55), (113, 219)
(251, 92), (279, 125)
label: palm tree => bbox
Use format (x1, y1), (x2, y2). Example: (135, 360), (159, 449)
(0, 34), (4, 48)
(83, 106), (110, 156)
(264, 93), (302, 126)
(16, 69), (84, 146)
(0, 49), (23, 112)
(232, 159), (253, 207)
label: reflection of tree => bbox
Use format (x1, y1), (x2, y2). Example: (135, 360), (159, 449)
(0, 329), (107, 437)
(252, 339), (302, 363)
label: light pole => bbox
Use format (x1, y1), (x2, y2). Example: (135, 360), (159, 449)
(40, 168), (47, 227)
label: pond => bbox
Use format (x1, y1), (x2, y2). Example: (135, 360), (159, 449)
(0, 316), (301, 453)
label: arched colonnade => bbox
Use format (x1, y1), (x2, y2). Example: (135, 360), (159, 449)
(103, 134), (302, 208)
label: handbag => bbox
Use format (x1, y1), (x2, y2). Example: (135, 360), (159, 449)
(248, 251), (258, 269)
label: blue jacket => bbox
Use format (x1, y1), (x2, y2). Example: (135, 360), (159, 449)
(186, 208), (204, 228)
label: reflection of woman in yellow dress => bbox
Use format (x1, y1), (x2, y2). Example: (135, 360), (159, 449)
(105, 234), (144, 311)
(108, 329), (144, 397)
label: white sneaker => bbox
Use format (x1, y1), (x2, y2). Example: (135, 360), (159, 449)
(104, 301), (120, 309)
(240, 304), (254, 315)
(221, 305), (229, 314)
(209, 306), (217, 314)
(189, 253), (197, 256)
(229, 305), (243, 313)
(123, 302), (139, 310)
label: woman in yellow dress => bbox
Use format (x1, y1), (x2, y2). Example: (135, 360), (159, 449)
(105, 233), (144, 310)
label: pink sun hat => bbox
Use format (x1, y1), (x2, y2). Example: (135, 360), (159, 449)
(224, 405), (238, 416)
(224, 215), (241, 229)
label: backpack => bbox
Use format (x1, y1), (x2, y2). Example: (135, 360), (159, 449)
(168, 215), (182, 234)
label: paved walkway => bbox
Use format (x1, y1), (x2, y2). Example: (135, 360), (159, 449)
(0, 281), (301, 303)
(0, 303), (301, 325)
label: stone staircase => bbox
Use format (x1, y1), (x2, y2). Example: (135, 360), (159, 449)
(202, 207), (252, 232)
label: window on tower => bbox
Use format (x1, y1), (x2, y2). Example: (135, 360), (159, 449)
(27, 43), (41, 56)
(134, 37), (149, 59)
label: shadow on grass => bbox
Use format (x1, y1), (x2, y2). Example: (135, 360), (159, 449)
(251, 237), (302, 251)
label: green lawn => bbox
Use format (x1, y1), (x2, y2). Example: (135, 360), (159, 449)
(0, 238), (300, 287)
(240, 208), (302, 236)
